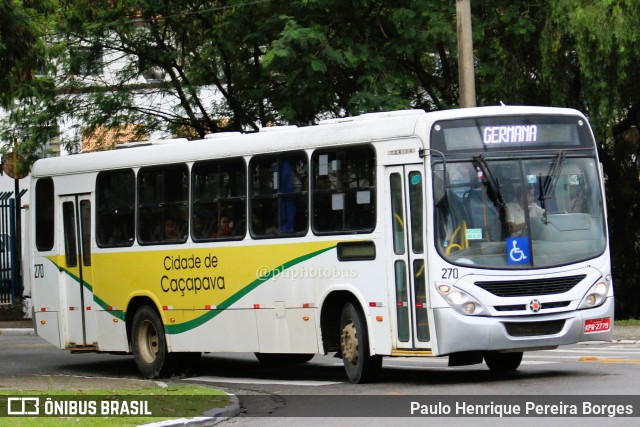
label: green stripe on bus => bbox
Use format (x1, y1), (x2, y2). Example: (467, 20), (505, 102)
(165, 244), (336, 334)
(46, 258), (94, 292)
(48, 245), (336, 332)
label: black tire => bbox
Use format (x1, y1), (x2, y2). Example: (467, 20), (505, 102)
(484, 351), (523, 372)
(131, 305), (171, 378)
(254, 353), (315, 365)
(340, 302), (382, 383)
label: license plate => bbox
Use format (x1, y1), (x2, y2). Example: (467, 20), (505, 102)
(584, 318), (611, 333)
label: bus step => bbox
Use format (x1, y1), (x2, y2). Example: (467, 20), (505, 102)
(68, 344), (99, 353)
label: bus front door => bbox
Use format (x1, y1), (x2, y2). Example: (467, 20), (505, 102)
(387, 165), (431, 350)
(59, 194), (97, 349)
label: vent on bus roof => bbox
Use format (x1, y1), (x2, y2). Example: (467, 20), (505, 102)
(114, 138), (187, 149)
(318, 117), (356, 125)
(475, 275), (586, 297)
(204, 132), (242, 139)
(114, 142), (152, 149)
(318, 109), (424, 125)
(355, 109), (424, 120)
(259, 125), (298, 132)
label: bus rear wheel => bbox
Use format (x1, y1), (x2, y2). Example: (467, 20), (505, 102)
(484, 351), (523, 372)
(132, 305), (171, 378)
(340, 302), (382, 383)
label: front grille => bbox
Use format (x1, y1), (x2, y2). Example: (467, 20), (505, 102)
(541, 301), (571, 309)
(504, 320), (566, 337)
(494, 304), (526, 312)
(494, 301), (571, 312)
(475, 275), (586, 297)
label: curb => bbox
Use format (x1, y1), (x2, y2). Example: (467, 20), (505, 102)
(139, 394), (240, 427)
(0, 327), (35, 336)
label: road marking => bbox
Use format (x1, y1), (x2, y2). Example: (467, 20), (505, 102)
(545, 347), (640, 353)
(578, 357), (640, 364)
(190, 375), (341, 386)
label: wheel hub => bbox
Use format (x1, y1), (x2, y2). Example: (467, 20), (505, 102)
(341, 321), (359, 365)
(138, 320), (159, 364)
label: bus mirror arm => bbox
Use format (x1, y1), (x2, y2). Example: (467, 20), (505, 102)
(421, 148), (449, 207)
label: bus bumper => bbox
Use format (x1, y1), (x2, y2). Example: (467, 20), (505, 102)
(432, 296), (614, 355)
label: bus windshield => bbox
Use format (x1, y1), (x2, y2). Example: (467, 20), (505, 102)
(434, 156), (607, 268)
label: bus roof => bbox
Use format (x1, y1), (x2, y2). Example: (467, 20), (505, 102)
(31, 105), (585, 178)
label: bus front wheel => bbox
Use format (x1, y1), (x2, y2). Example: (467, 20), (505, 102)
(132, 305), (170, 378)
(340, 302), (382, 383)
(484, 351), (523, 372)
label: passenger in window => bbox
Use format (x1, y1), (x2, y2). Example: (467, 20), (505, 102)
(164, 218), (183, 241)
(107, 223), (127, 245)
(193, 214), (213, 239)
(212, 213), (234, 238)
(250, 211), (275, 236)
(505, 185), (544, 237)
(251, 213), (264, 235)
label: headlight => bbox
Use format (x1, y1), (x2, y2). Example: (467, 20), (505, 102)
(437, 283), (485, 315)
(578, 278), (611, 310)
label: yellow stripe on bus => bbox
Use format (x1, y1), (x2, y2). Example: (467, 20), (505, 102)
(49, 241), (340, 333)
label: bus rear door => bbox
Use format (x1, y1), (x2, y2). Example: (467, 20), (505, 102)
(59, 194), (98, 349)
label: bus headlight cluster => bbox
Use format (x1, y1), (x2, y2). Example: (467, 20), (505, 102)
(578, 277), (611, 310)
(437, 283), (484, 315)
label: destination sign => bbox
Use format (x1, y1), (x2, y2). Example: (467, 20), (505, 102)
(482, 125), (537, 144)
(430, 115), (592, 153)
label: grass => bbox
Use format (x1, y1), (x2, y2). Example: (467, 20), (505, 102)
(0, 383), (229, 426)
(615, 319), (640, 326)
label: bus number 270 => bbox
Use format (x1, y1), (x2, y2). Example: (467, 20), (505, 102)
(34, 264), (45, 278)
(441, 268), (458, 280)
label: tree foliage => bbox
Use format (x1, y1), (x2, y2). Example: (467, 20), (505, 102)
(542, 0), (640, 318)
(0, 0), (52, 107)
(1, 0), (639, 316)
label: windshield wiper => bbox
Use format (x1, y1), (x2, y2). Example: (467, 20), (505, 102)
(473, 155), (504, 207)
(540, 151), (566, 208)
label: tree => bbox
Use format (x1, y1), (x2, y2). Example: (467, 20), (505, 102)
(542, 0), (640, 318)
(471, 1), (552, 106)
(2, 0), (639, 317)
(5, 0), (464, 148)
(263, 0), (461, 122)
(0, 0), (51, 107)
(0, 0), (56, 177)
(33, 0), (464, 141)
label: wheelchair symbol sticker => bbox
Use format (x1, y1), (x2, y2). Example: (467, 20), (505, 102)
(506, 237), (530, 265)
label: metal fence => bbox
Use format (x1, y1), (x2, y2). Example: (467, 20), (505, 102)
(0, 190), (27, 304)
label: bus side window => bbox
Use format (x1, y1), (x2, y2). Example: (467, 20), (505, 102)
(138, 164), (189, 245)
(312, 146), (376, 234)
(192, 157), (246, 241)
(250, 152), (308, 238)
(35, 177), (55, 251)
(96, 169), (135, 247)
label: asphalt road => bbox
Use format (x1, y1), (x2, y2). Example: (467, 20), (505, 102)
(2, 322), (640, 426)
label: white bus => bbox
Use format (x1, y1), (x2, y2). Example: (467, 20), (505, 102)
(29, 106), (613, 383)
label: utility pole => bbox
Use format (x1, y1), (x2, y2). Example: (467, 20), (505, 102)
(456, 0), (476, 107)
